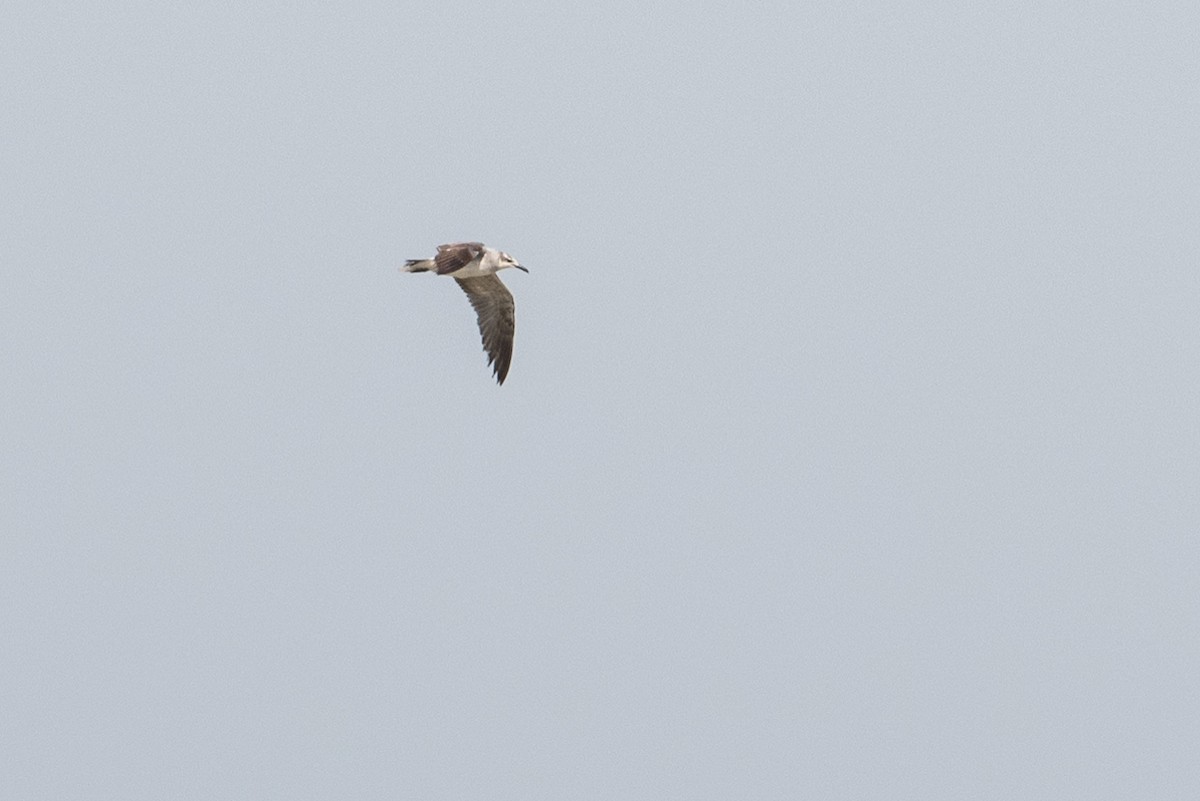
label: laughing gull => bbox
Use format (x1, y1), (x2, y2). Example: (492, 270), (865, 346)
(402, 242), (529, 385)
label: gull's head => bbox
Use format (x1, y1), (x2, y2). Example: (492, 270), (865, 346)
(499, 251), (529, 273)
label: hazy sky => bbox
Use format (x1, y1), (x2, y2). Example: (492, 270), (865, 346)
(3, 2), (1198, 798)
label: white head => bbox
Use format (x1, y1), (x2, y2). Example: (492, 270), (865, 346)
(498, 251), (529, 273)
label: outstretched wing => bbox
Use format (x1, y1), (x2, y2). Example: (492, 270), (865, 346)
(454, 274), (516, 384)
(435, 242), (485, 275)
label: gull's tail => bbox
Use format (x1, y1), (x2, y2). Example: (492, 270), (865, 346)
(402, 258), (435, 273)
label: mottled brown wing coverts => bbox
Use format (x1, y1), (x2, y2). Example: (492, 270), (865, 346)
(454, 274), (516, 384)
(434, 242), (485, 275)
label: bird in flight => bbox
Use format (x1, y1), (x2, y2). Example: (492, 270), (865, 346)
(402, 242), (529, 385)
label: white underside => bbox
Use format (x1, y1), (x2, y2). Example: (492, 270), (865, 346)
(446, 258), (493, 278)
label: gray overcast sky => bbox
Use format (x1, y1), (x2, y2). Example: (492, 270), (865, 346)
(3, 2), (1198, 798)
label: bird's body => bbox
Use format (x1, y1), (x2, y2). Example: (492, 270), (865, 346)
(402, 242), (528, 385)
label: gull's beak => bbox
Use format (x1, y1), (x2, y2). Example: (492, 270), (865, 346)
(515, 264), (529, 273)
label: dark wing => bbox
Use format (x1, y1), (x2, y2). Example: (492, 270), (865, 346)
(434, 242), (485, 275)
(454, 274), (516, 385)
